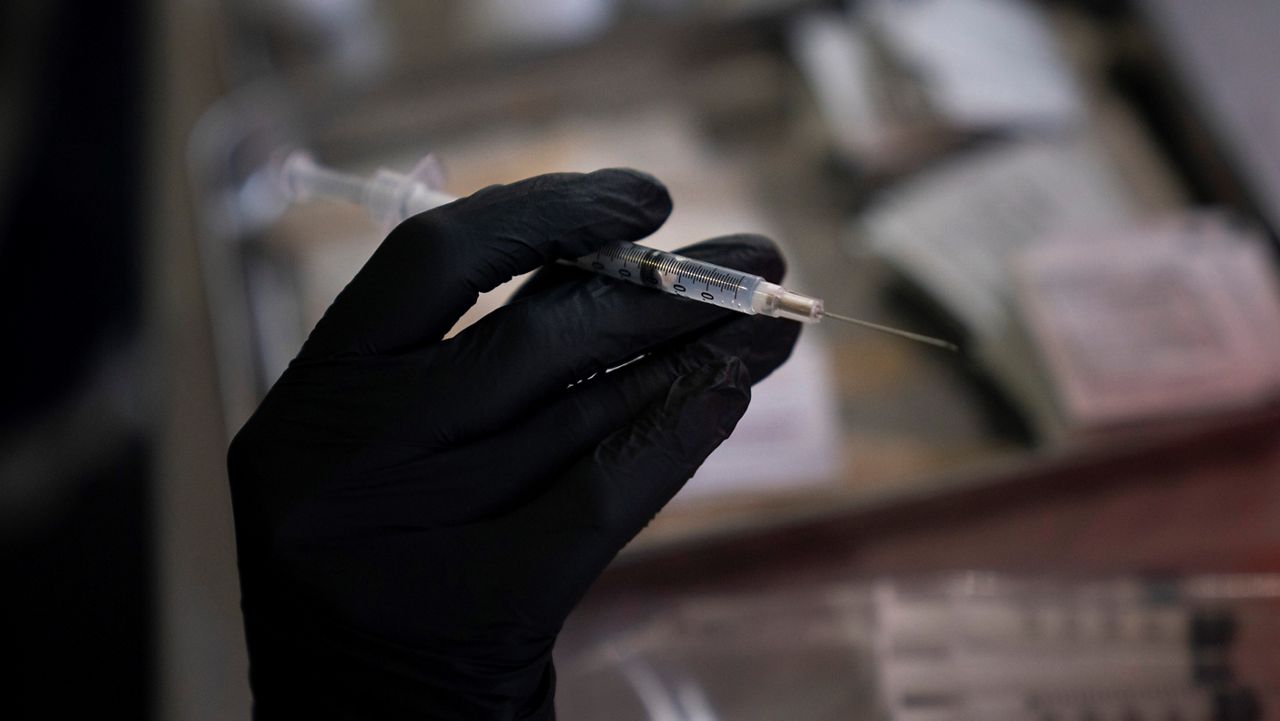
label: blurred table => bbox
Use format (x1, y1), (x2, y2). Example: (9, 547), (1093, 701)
(580, 402), (1280, 602)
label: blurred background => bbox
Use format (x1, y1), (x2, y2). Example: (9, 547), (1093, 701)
(5, 0), (1280, 718)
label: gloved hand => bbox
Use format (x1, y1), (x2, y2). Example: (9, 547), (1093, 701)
(227, 168), (801, 720)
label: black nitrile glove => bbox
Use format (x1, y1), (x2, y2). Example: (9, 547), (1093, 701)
(227, 169), (801, 720)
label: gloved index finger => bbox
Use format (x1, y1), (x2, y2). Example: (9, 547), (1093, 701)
(295, 168), (672, 362)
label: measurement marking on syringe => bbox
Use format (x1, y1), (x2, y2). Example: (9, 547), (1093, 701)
(587, 244), (750, 303)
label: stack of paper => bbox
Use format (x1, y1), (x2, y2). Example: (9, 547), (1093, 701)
(855, 139), (1135, 340)
(1014, 215), (1280, 431)
(854, 135), (1280, 439)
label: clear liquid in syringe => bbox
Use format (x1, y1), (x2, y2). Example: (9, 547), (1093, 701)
(575, 243), (758, 314)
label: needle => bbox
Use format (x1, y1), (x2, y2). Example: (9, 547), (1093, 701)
(821, 311), (959, 351)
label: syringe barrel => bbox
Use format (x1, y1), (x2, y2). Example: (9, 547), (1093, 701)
(571, 242), (763, 314)
(570, 242), (824, 322)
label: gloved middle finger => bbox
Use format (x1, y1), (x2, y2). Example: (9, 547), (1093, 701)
(417, 235), (787, 446)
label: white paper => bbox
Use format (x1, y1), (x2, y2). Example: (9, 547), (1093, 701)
(789, 11), (889, 157)
(867, 0), (1083, 129)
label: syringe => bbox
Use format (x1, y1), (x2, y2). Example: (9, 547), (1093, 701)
(275, 151), (957, 350)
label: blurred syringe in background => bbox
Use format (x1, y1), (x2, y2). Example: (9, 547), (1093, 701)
(275, 151), (958, 351)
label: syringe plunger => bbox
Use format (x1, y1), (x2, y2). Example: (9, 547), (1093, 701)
(274, 151), (956, 349)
